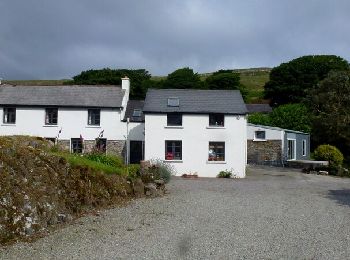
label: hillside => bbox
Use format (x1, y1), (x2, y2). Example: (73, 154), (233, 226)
(3, 67), (271, 103)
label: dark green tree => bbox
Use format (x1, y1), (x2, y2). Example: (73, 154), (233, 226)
(70, 68), (152, 99)
(264, 55), (349, 106)
(308, 71), (350, 158)
(162, 67), (203, 89)
(205, 70), (248, 101)
(247, 113), (271, 126)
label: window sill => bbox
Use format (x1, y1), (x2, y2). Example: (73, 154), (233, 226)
(206, 126), (225, 129)
(1, 124), (16, 126)
(253, 139), (267, 142)
(86, 125), (101, 128)
(164, 126), (183, 129)
(163, 160), (183, 163)
(43, 125), (58, 127)
(206, 161), (227, 164)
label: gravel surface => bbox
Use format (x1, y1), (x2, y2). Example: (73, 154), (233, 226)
(1, 166), (350, 259)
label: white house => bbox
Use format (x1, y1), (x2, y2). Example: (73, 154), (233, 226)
(247, 123), (310, 166)
(143, 89), (248, 178)
(0, 78), (132, 155)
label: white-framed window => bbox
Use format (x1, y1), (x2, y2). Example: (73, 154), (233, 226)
(3, 107), (16, 124)
(165, 140), (182, 160)
(254, 130), (266, 140)
(302, 140), (307, 156)
(208, 142), (225, 161)
(71, 138), (83, 153)
(88, 109), (101, 126)
(209, 113), (224, 127)
(167, 113), (182, 126)
(45, 108), (58, 125)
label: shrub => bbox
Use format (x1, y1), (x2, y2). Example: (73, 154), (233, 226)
(127, 164), (141, 179)
(217, 170), (232, 178)
(85, 153), (124, 168)
(143, 159), (175, 183)
(314, 144), (344, 167)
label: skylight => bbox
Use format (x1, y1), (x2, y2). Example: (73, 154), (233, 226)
(132, 109), (142, 117)
(167, 97), (180, 107)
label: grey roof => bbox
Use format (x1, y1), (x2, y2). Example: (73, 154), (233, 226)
(0, 85), (125, 108)
(247, 123), (309, 135)
(123, 100), (145, 122)
(143, 89), (248, 114)
(246, 104), (272, 113)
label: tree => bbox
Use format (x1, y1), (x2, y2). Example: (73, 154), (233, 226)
(162, 67), (203, 89)
(264, 55), (349, 106)
(70, 68), (152, 99)
(247, 113), (271, 126)
(308, 71), (350, 158)
(205, 70), (248, 101)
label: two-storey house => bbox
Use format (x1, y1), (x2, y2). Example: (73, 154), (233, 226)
(143, 89), (248, 178)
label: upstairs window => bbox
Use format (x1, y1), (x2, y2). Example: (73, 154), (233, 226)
(3, 107), (16, 124)
(167, 113), (182, 126)
(209, 114), (224, 127)
(255, 131), (266, 140)
(71, 138), (83, 153)
(167, 97), (179, 107)
(208, 142), (225, 161)
(132, 109), (142, 117)
(165, 140), (182, 160)
(88, 109), (100, 126)
(45, 108), (58, 125)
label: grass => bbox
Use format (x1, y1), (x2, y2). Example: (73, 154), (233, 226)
(3, 79), (69, 86)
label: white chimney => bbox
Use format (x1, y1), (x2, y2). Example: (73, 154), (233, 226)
(121, 76), (130, 120)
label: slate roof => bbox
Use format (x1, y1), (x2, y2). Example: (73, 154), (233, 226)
(123, 100), (145, 122)
(246, 104), (272, 113)
(0, 85), (125, 108)
(247, 123), (309, 135)
(143, 89), (248, 114)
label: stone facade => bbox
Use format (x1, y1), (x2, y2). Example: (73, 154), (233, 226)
(247, 140), (282, 166)
(57, 139), (126, 158)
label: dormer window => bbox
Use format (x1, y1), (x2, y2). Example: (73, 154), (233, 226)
(132, 109), (142, 117)
(167, 97), (179, 107)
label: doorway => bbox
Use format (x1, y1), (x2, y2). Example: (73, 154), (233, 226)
(129, 141), (144, 164)
(287, 139), (296, 160)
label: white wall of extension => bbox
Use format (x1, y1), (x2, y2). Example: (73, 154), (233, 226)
(0, 107), (127, 141)
(144, 113), (247, 178)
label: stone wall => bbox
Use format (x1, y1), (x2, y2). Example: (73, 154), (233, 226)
(57, 139), (126, 158)
(247, 140), (283, 166)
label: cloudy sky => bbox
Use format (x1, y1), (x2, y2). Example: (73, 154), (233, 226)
(0, 0), (349, 79)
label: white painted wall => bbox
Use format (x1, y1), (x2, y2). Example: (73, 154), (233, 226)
(0, 107), (127, 141)
(128, 122), (144, 141)
(144, 113), (247, 178)
(247, 124), (284, 140)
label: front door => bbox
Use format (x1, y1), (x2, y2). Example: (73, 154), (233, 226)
(130, 141), (144, 164)
(287, 139), (296, 160)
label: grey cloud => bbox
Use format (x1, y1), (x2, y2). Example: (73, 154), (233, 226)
(0, 0), (349, 79)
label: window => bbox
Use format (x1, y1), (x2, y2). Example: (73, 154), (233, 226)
(167, 113), (182, 126)
(45, 108), (58, 125)
(255, 131), (266, 140)
(208, 142), (225, 161)
(3, 107), (16, 124)
(167, 97), (179, 107)
(132, 109), (142, 117)
(209, 114), (224, 127)
(302, 140), (307, 156)
(95, 138), (107, 153)
(287, 139), (296, 160)
(88, 109), (100, 126)
(71, 138), (83, 153)
(165, 140), (182, 160)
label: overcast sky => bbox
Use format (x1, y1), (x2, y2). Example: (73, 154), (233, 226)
(0, 0), (349, 79)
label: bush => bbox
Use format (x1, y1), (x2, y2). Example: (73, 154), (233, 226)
(314, 144), (344, 167)
(85, 153), (124, 168)
(217, 170), (232, 178)
(143, 159), (175, 183)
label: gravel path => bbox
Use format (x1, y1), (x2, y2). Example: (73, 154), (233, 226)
(1, 166), (350, 259)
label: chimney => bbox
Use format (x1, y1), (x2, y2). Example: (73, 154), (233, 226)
(121, 76), (130, 120)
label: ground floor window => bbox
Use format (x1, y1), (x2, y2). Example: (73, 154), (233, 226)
(208, 142), (225, 161)
(95, 138), (107, 153)
(302, 139), (307, 156)
(3, 107), (16, 124)
(71, 138), (83, 153)
(165, 140), (182, 160)
(255, 130), (266, 140)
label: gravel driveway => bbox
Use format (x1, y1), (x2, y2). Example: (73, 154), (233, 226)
(1, 166), (350, 259)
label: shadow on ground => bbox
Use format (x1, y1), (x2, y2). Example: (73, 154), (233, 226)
(327, 189), (350, 207)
